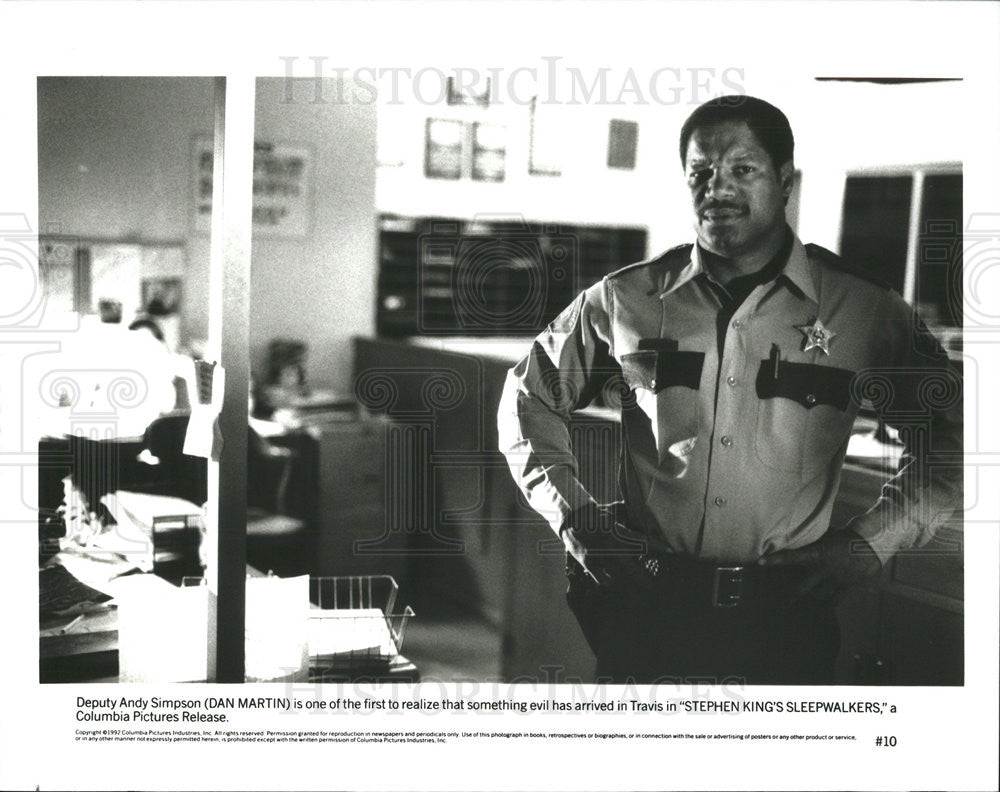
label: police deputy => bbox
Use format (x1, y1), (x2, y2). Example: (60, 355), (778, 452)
(498, 95), (962, 684)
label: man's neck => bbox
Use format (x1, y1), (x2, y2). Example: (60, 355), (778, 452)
(700, 225), (790, 285)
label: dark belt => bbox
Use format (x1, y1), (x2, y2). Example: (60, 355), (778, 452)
(634, 552), (809, 609)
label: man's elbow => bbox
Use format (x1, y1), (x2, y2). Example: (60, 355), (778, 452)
(497, 367), (526, 459)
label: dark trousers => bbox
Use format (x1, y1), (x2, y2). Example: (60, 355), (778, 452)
(567, 561), (840, 685)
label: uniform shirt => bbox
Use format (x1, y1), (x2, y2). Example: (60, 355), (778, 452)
(498, 233), (963, 565)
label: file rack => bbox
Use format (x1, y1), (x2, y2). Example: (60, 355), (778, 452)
(307, 575), (414, 681)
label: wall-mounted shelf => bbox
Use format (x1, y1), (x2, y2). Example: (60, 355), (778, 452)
(376, 215), (647, 336)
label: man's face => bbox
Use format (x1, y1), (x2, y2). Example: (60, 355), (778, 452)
(684, 121), (793, 259)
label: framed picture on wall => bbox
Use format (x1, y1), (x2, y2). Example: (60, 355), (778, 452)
(447, 76), (490, 107)
(529, 97), (563, 176)
(607, 119), (639, 170)
(472, 122), (506, 182)
(425, 118), (464, 179)
(141, 277), (183, 316)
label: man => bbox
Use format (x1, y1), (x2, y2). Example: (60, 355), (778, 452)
(497, 95), (962, 684)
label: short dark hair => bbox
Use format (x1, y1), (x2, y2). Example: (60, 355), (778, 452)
(128, 317), (165, 342)
(679, 95), (794, 170)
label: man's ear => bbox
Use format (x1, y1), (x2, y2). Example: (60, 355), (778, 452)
(779, 161), (795, 198)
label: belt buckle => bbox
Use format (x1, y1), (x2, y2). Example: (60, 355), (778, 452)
(712, 566), (744, 608)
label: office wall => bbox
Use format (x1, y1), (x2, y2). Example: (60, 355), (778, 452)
(37, 76), (377, 392)
(777, 79), (963, 252)
(37, 77), (214, 342)
(251, 78), (377, 392)
(37, 77), (214, 243)
(377, 95), (680, 253)
(37, 75), (958, 386)
(376, 76), (964, 258)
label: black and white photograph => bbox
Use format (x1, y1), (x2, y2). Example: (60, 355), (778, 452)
(2, 2), (998, 791)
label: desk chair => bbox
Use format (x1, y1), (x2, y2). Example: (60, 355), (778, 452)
(246, 428), (308, 576)
(142, 413), (207, 505)
(143, 414), (307, 574)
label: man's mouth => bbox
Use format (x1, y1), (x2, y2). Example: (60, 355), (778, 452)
(701, 205), (747, 223)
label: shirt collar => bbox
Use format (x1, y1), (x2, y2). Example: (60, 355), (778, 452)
(779, 236), (819, 304)
(659, 231), (819, 305)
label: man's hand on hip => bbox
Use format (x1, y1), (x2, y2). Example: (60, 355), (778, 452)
(561, 502), (666, 590)
(758, 529), (883, 603)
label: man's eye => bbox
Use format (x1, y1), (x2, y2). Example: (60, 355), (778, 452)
(734, 165), (755, 176)
(688, 169), (711, 184)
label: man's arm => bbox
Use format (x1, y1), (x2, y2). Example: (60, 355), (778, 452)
(762, 292), (963, 592)
(844, 293), (963, 563)
(497, 280), (616, 534)
(499, 281), (658, 586)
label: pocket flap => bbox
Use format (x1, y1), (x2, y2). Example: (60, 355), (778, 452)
(621, 349), (705, 392)
(755, 360), (855, 410)
(621, 351), (658, 390)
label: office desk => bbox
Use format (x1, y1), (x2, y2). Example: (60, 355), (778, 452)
(40, 608), (119, 683)
(309, 655), (419, 684)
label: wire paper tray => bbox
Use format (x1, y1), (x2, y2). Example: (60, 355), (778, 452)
(307, 575), (414, 680)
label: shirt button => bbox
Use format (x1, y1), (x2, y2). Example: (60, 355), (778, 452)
(720, 435), (733, 447)
(805, 393), (816, 405)
(731, 319), (743, 330)
(726, 376), (736, 387)
(650, 378), (657, 389)
(714, 496), (726, 507)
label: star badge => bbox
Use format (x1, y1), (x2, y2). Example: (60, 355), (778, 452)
(796, 318), (836, 355)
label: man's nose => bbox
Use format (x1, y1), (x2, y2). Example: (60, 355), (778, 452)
(705, 168), (736, 198)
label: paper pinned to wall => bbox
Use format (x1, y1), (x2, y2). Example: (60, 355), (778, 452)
(192, 135), (312, 237)
(183, 360), (224, 460)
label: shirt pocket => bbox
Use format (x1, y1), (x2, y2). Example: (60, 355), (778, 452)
(620, 349), (704, 453)
(753, 360), (856, 476)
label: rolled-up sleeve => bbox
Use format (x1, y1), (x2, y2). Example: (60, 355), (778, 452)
(847, 292), (964, 564)
(497, 280), (618, 534)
